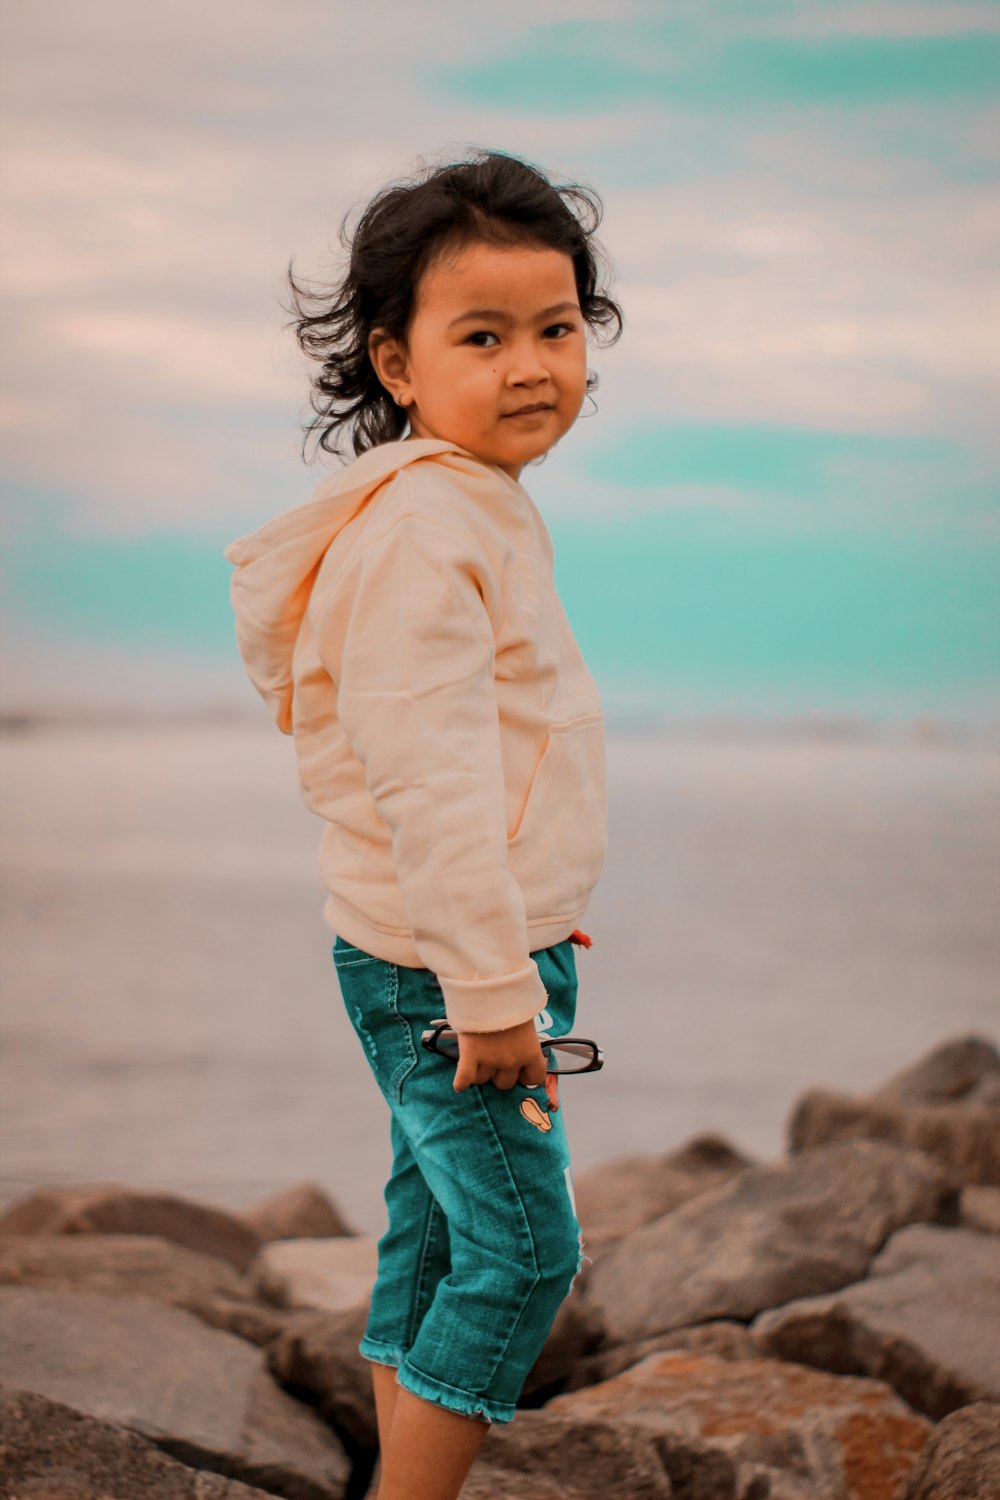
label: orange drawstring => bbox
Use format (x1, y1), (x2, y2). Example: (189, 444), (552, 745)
(568, 928), (593, 948)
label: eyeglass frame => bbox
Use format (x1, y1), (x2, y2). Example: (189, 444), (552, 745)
(420, 1020), (605, 1075)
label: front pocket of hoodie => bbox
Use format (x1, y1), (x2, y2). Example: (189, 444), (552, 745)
(333, 944), (418, 1103)
(507, 715), (608, 913)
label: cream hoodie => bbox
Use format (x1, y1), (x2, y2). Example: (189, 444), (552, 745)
(224, 437), (607, 1033)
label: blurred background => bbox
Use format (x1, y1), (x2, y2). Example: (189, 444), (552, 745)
(2, 0), (998, 1235)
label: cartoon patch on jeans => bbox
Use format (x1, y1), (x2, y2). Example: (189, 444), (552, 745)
(519, 1096), (553, 1132)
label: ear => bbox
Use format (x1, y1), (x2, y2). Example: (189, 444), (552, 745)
(368, 329), (411, 407)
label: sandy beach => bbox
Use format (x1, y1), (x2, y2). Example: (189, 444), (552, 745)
(1, 718), (998, 1236)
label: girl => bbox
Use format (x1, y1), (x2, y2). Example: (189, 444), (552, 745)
(225, 147), (623, 1500)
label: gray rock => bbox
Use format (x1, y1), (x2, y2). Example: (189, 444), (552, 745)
(872, 1034), (1000, 1106)
(572, 1133), (754, 1264)
(541, 1347), (931, 1500)
(266, 1303), (378, 1457)
(900, 1400), (1000, 1500)
(0, 1382), (280, 1499)
(0, 1184), (262, 1271)
(0, 1286), (350, 1499)
(244, 1235), (378, 1314)
(236, 1181), (359, 1242)
(0, 1233), (288, 1347)
(751, 1223), (1000, 1420)
(582, 1139), (956, 1347)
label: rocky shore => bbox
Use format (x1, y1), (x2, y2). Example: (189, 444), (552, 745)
(1, 1033), (998, 1500)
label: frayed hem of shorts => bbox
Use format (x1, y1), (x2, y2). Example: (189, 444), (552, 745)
(359, 1335), (408, 1368)
(396, 1356), (516, 1426)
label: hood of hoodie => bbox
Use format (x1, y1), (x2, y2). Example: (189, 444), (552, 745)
(225, 437), (489, 734)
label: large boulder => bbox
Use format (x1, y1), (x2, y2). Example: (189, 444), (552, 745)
(266, 1303), (378, 1458)
(751, 1222), (1000, 1419)
(788, 1035), (1000, 1187)
(900, 1400), (1000, 1500)
(0, 1384), (282, 1499)
(244, 1235), (379, 1314)
(487, 1349), (931, 1500)
(0, 1232), (287, 1347)
(572, 1133), (754, 1264)
(563, 1318), (762, 1393)
(582, 1139), (957, 1347)
(0, 1183), (262, 1271)
(0, 1286), (351, 1498)
(236, 1181), (358, 1242)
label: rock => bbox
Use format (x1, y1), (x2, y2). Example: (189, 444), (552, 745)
(266, 1303), (378, 1458)
(237, 1181), (359, 1242)
(0, 1286), (351, 1498)
(572, 1133), (754, 1263)
(788, 1092), (1000, 1188)
(582, 1139), (957, 1347)
(0, 1233), (288, 1347)
(563, 1319), (762, 1393)
(0, 1383), (281, 1499)
(470, 1405), (673, 1498)
(0, 1184), (262, 1271)
(751, 1223), (1000, 1420)
(244, 1235), (378, 1314)
(872, 1035), (1000, 1106)
(541, 1348), (931, 1500)
(899, 1400), (1000, 1499)
(962, 1184), (1000, 1235)
(787, 1036), (1000, 1188)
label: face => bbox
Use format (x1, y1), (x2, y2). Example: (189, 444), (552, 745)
(370, 239), (589, 482)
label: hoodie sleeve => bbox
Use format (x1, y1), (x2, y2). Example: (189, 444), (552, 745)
(310, 506), (550, 1034)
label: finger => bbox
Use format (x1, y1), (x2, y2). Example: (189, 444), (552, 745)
(453, 1060), (472, 1093)
(492, 1068), (520, 1091)
(545, 1071), (560, 1112)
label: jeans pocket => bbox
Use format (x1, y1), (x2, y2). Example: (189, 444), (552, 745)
(333, 942), (419, 1103)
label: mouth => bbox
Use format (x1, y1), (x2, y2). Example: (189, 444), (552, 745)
(503, 403), (554, 418)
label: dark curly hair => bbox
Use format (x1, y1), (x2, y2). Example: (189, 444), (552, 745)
(284, 146), (624, 462)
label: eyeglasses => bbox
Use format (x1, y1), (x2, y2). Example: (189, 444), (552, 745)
(420, 1022), (604, 1076)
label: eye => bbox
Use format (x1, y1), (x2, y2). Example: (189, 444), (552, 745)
(466, 330), (499, 347)
(543, 323), (576, 339)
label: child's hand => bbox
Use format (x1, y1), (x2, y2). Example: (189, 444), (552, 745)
(453, 1019), (558, 1110)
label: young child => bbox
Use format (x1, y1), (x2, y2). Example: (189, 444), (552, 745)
(225, 147), (623, 1500)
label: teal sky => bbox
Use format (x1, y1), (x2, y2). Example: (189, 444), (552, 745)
(3, 0), (999, 728)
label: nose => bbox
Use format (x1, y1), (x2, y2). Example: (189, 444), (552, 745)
(505, 338), (551, 388)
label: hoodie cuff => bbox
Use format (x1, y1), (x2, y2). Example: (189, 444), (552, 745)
(437, 959), (549, 1034)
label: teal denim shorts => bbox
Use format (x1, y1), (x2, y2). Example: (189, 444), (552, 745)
(332, 934), (586, 1426)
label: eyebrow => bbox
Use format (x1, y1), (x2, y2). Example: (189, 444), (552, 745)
(446, 301), (581, 330)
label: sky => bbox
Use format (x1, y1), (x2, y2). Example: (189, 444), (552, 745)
(2, 0), (999, 730)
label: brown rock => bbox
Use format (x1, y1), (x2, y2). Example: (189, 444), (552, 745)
(572, 1133), (754, 1263)
(0, 1233), (288, 1347)
(543, 1349), (931, 1500)
(0, 1183), (262, 1271)
(471, 1404), (673, 1498)
(961, 1184), (1000, 1235)
(0, 1286), (350, 1497)
(788, 1091), (1000, 1187)
(872, 1035), (1000, 1106)
(582, 1139), (956, 1347)
(237, 1181), (359, 1242)
(563, 1319), (762, 1393)
(751, 1223), (1000, 1420)
(0, 1383), (281, 1499)
(899, 1399), (1000, 1500)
